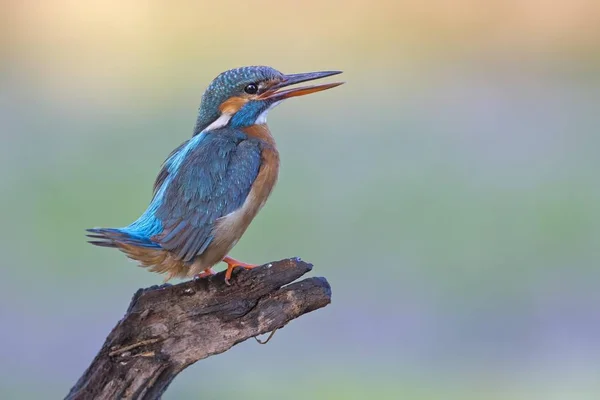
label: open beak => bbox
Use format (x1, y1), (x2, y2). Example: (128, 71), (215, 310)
(259, 70), (343, 101)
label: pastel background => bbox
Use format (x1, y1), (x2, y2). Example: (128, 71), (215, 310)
(1, 1), (599, 399)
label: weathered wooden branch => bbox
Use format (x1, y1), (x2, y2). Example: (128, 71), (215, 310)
(66, 258), (331, 400)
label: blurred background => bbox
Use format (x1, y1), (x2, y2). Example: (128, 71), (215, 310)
(1, 1), (600, 399)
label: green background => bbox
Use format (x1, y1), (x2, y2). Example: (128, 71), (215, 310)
(1, 1), (599, 399)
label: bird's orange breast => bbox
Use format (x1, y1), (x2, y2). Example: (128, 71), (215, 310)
(242, 124), (279, 211)
(211, 124), (279, 252)
(243, 124), (276, 148)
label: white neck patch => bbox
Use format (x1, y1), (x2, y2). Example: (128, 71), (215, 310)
(203, 113), (232, 132)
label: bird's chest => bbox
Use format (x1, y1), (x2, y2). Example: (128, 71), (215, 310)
(213, 125), (279, 244)
(240, 124), (280, 212)
(248, 146), (280, 212)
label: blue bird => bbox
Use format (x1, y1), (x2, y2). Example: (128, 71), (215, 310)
(87, 66), (343, 284)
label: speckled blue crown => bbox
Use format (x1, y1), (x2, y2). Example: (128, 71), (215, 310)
(193, 66), (284, 134)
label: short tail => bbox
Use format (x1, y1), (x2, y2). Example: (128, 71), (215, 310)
(86, 227), (186, 280)
(86, 227), (159, 249)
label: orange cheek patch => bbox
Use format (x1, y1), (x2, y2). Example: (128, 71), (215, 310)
(219, 96), (249, 114)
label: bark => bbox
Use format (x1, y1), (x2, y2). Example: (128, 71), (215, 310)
(66, 258), (331, 400)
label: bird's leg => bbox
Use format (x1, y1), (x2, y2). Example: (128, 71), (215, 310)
(222, 256), (259, 285)
(194, 267), (216, 280)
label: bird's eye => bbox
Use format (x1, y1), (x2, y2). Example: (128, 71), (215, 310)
(244, 83), (258, 94)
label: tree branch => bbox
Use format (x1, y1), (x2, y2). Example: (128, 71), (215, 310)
(66, 258), (331, 400)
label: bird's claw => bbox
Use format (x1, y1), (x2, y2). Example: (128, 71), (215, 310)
(194, 268), (216, 280)
(222, 256), (259, 285)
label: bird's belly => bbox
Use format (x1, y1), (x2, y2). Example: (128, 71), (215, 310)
(189, 188), (269, 275)
(210, 201), (261, 259)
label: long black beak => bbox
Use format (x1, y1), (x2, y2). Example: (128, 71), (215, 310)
(259, 70), (343, 101)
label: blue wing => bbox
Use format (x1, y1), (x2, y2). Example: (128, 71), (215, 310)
(154, 130), (262, 261)
(88, 128), (262, 263)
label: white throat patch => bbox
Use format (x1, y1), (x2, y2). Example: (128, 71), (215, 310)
(255, 101), (282, 125)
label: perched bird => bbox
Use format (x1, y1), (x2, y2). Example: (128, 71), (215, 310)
(87, 66), (343, 284)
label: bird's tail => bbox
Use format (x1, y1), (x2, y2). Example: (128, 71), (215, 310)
(86, 227), (159, 249)
(86, 227), (187, 280)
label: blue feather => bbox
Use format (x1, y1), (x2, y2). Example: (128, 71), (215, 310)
(118, 132), (209, 241)
(193, 66), (284, 134)
(154, 129), (262, 262)
(230, 101), (267, 128)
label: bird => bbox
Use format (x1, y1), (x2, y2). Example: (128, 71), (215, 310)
(87, 66), (343, 284)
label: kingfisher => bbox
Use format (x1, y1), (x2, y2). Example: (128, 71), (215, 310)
(87, 66), (343, 284)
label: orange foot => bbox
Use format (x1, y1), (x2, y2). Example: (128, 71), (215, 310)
(223, 256), (258, 285)
(194, 267), (216, 280)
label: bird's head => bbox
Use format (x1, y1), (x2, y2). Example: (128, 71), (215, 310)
(193, 66), (343, 134)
